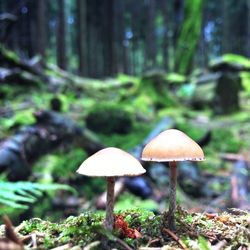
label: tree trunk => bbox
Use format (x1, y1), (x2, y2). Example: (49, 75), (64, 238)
(37, 0), (47, 58)
(103, 0), (114, 76)
(76, 0), (87, 76)
(113, 0), (125, 74)
(145, 0), (156, 68)
(174, 0), (204, 75)
(221, 0), (230, 54)
(161, 0), (169, 70)
(57, 0), (67, 70)
(248, 0), (250, 57)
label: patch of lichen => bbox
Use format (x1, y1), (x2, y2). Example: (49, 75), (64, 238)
(15, 208), (249, 249)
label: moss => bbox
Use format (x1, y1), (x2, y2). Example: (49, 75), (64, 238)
(140, 72), (177, 109)
(34, 148), (87, 180)
(115, 192), (158, 212)
(209, 128), (242, 153)
(210, 54), (250, 69)
(175, 120), (207, 142)
(99, 121), (154, 151)
(85, 103), (136, 135)
(16, 208), (250, 249)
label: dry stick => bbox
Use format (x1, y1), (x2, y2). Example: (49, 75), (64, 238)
(3, 215), (23, 246)
(168, 161), (177, 231)
(147, 238), (161, 247)
(114, 237), (134, 250)
(83, 241), (100, 250)
(162, 228), (188, 250)
(50, 243), (72, 250)
(212, 240), (227, 250)
(31, 233), (37, 249)
(104, 177), (115, 230)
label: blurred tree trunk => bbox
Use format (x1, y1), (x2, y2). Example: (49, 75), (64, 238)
(221, 0), (230, 54)
(37, 0), (47, 58)
(113, 0), (126, 74)
(76, 0), (87, 76)
(161, 0), (170, 70)
(57, 0), (67, 70)
(248, 0), (250, 57)
(175, 0), (204, 75)
(103, 0), (114, 76)
(87, 0), (99, 77)
(145, 0), (156, 68)
(27, 1), (36, 58)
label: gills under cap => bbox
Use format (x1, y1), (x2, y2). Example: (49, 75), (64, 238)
(141, 129), (204, 162)
(77, 147), (146, 177)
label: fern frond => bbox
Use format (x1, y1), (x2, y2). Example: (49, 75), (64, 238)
(0, 181), (76, 211)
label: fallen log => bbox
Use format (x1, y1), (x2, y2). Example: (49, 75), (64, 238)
(0, 110), (103, 181)
(0, 45), (46, 81)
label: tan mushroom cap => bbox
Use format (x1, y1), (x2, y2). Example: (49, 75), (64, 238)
(77, 147), (146, 177)
(141, 129), (205, 162)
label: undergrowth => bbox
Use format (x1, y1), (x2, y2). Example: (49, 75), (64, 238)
(5, 207), (248, 249)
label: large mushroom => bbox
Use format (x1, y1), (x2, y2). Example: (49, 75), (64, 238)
(76, 147), (146, 230)
(141, 129), (204, 230)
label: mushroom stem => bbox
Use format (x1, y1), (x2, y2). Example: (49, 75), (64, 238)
(104, 176), (115, 230)
(168, 161), (177, 231)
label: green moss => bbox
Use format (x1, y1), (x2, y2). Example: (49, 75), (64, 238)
(165, 72), (186, 84)
(1, 109), (35, 130)
(16, 208), (250, 249)
(85, 103), (134, 135)
(175, 120), (207, 142)
(210, 54), (250, 69)
(140, 73), (177, 108)
(115, 192), (158, 212)
(81, 177), (106, 200)
(210, 128), (242, 153)
(99, 121), (154, 150)
(34, 148), (87, 180)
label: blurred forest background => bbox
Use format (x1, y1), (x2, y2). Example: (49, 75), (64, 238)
(0, 0), (250, 248)
(1, 0), (250, 76)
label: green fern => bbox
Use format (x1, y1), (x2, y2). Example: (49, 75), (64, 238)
(0, 181), (76, 210)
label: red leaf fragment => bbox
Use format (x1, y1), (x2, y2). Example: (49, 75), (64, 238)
(114, 215), (142, 239)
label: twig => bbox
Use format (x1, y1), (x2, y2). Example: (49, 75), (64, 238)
(31, 233), (37, 249)
(211, 240), (227, 250)
(139, 248), (162, 250)
(147, 238), (161, 247)
(162, 228), (188, 250)
(220, 153), (246, 162)
(50, 243), (72, 250)
(114, 237), (134, 250)
(3, 215), (23, 246)
(83, 241), (100, 250)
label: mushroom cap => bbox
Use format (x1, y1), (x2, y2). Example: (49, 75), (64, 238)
(77, 147), (146, 177)
(141, 129), (205, 162)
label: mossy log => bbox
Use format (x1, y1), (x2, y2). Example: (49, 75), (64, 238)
(0, 110), (103, 181)
(0, 44), (137, 97)
(192, 72), (241, 114)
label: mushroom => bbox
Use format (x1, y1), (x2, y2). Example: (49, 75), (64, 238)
(76, 147), (146, 230)
(141, 129), (204, 230)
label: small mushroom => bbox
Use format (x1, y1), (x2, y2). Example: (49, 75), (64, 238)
(141, 129), (204, 230)
(76, 147), (146, 230)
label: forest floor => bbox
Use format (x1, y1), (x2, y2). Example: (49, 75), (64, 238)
(0, 48), (250, 249)
(0, 207), (249, 249)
